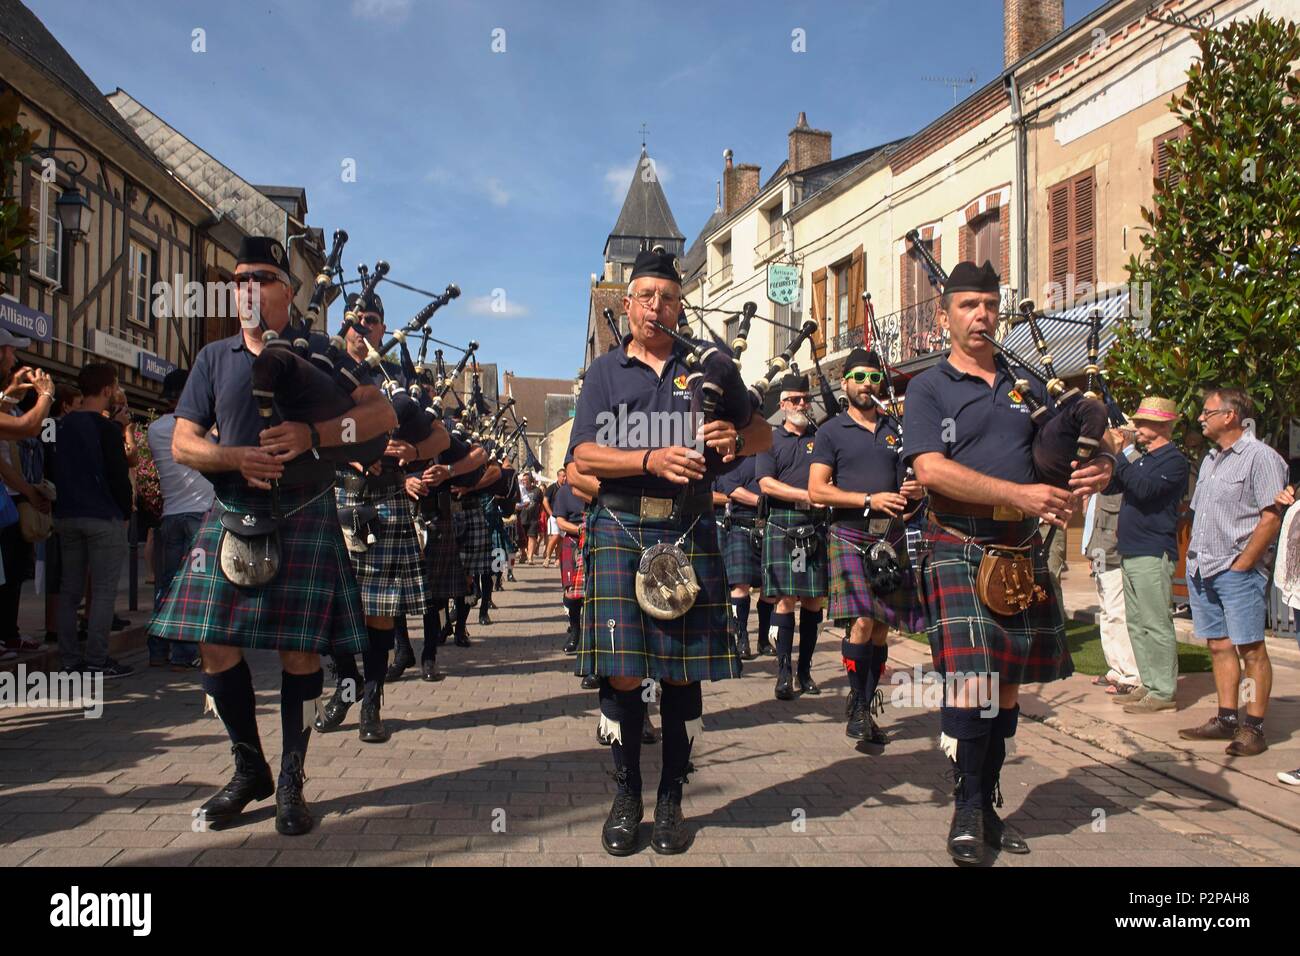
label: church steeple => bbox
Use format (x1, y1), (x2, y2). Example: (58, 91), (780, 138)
(603, 145), (685, 282)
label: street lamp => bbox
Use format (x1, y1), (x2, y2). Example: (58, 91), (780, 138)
(32, 145), (93, 241)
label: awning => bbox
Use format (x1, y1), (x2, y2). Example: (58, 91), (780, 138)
(999, 288), (1135, 378)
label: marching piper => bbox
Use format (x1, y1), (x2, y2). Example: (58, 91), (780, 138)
(715, 455), (775, 660)
(149, 236), (397, 835)
(902, 261), (1114, 864)
(808, 348), (927, 743)
(570, 247), (771, 856)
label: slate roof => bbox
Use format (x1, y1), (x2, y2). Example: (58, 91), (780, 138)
(604, 147), (685, 263)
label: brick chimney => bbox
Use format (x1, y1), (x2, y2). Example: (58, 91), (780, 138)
(1004, 0), (1064, 67)
(788, 111), (831, 174)
(722, 149), (761, 216)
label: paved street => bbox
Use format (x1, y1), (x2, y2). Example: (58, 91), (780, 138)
(1, 562), (1297, 867)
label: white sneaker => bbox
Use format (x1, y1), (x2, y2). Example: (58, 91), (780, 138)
(1277, 768), (1300, 786)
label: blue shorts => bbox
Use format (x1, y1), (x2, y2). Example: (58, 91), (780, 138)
(1187, 568), (1269, 646)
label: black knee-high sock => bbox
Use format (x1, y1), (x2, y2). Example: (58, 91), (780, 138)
(871, 643), (888, 693)
(771, 611), (795, 659)
(797, 608), (823, 676)
(564, 597), (582, 634)
(658, 681), (702, 801)
(983, 705), (1019, 809)
(941, 706), (992, 810)
(841, 639), (870, 697)
(332, 653), (360, 695)
(279, 669), (323, 785)
(730, 594), (751, 644)
(453, 596), (468, 631)
(421, 608), (442, 661)
(757, 600), (774, 645)
(362, 626), (393, 698)
(202, 659), (262, 754)
(393, 617), (413, 659)
(599, 680), (646, 796)
(479, 573), (494, 607)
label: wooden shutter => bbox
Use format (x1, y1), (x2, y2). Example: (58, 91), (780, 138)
(1153, 126), (1188, 189)
(811, 267), (827, 360)
(1047, 180), (1070, 295)
(1072, 172), (1095, 289)
(849, 244), (864, 330)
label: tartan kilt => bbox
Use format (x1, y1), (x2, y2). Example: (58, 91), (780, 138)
(826, 521), (927, 634)
(454, 497), (492, 574)
(722, 515), (763, 590)
(576, 505), (740, 683)
(148, 481), (367, 654)
(335, 475), (429, 618)
(423, 511), (468, 600)
(917, 514), (1071, 684)
(762, 506), (828, 598)
(482, 496), (513, 559)
(559, 530), (584, 601)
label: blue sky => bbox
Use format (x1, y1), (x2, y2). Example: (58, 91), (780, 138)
(30, 0), (1096, 380)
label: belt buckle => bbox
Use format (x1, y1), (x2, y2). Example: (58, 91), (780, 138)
(993, 505), (1025, 522)
(868, 518), (892, 535)
(640, 496), (673, 521)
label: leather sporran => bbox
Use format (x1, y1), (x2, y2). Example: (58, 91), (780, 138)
(783, 523), (821, 559)
(217, 511), (281, 587)
(975, 545), (1047, 616)
(635, 542), (701, 621)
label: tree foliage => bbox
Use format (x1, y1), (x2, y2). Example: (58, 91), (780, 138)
(1108, 12), (1300, 448)
(0, 90), (38, 292)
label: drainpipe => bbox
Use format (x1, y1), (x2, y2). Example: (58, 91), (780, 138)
(1006, 72), (1030, 301)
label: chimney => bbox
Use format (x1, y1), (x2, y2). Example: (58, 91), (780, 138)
(788, 111), (832, 174)
(1004, 0), (1064, 67)
(722, 149), (761, 216)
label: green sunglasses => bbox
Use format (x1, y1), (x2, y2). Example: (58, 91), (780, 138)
(845, 370), (884, 385)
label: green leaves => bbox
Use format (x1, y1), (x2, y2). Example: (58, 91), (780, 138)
(0, 90), (39, 289)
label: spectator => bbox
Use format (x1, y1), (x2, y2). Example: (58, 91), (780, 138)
(541, 469), (565, 567)
(1177, 389), (1287, 755)
(519, 474), (542, 564)
(48, 363), (134, 678)
(146, 369), (213, 670)
(1272, 480), (1299, 784)
(42, 384), (81, 643)
(1082, 425), (1142, 695)
(1104, 398), (1190, 714)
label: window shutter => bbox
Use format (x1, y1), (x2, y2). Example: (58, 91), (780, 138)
(1072, 171), (1096, 290)
(811, 267), (827, 359)
(1048, 181), (1070, 298)
(849, 245), (864, 330)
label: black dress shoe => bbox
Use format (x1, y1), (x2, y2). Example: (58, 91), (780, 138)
(313, 686), (352, 732)
(506, 570), (516, 582)
(421, 659), (445, 682)
(947, 806), (985, 865)
(358, 688), (390, 744)
(563, 634), (579, 654)
(453, 630), (471, 648)
(736, 634), (754, 660)
(385, 647), (414, 682)
(795, 672), (821, 695)
(983, 809), (1030, 854)
(845, 691), (867, 739)
(275, 771), (313, 836)
(867, 716), (888, 745)
(642, 712), (657, 745)
(774, 657), (795, 700)
(756, 638), (774, 657)
(601, 788), (644, 856)
(197, 743), (274, 829)
(580, 673), (600, 690)
(650, 793), (690, 855)
(478, 611), (492, 626)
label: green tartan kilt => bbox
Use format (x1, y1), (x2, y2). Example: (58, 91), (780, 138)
(148, 481), (367, 654)
(721, 508), (763, 589)
(576, 505), (740, 683)
(762, 505), (828, 598)
(916, 514), (1072, 684)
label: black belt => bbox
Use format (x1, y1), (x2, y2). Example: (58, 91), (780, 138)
(829, 509), (898, 535)
(597, 490), (713, 523)
(770, 501), (827, 517)
(450, 493), (483, 513)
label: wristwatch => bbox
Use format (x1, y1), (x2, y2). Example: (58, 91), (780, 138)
(862, 493), (872, 515)
(735, 434), (746, 454)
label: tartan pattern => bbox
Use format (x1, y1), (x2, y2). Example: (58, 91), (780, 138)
(721, 514), (763, 589)
(453, 496), (493, 574)
(148, 481), (367, 654)
(826, 522), (928, 633)
(559, 530), (584, 600)
(335, 475), (429, 618)
(576, 506), (740, 682)
(917, 515), (1072, 684)
(762, 505), (828, 598)
(482, 495), (513, 560)
(423, 511), (468, 599)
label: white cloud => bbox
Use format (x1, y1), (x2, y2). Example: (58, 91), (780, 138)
(479, 177), (510, 207)
(604, 158), (671, 204)
(351, 0), (411, 22)
(467, 295), (529, 318)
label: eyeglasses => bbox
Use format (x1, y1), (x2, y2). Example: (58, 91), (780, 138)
(630, 289), (682, 308)
(232, 270), (287, 287)
(358, 315), (384, 327)
(783, 395), (811, 406)
(845, 370), (884, 385)
(1199, 407), (1232, 419)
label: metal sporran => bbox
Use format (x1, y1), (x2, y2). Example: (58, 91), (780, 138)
(635, 542), (701, 621)
(217, 511), (281, 587)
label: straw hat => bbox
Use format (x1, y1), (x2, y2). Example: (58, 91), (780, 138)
(1130, 397), (1178, 423)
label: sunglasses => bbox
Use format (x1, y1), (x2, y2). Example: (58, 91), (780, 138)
(232, 270), (287, 287)
(845, 370), (884, 385)
(357, 315), (384, 326)
(783, 395), (811, 406)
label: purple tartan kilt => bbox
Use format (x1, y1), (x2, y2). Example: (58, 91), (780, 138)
(148, 481), (367, 655)
(826, 521), (928, 634)
(335, 475), (429, 618)
(576, 506), (740, 683)
(423, 511), (468, 600)
(917, 514), (1071, 684)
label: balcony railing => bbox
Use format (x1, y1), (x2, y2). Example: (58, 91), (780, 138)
(753, 231), (784, 262)
(707, 262), (733, 292)
(834, 289), (1016, 366)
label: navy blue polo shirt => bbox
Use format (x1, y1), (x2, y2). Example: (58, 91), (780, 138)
(1106, 442), (1189, 560)
(715, 454), (761, 500)
(902, 357), (1051, 484)
(755, 424), (819, 494)
(552, 483), (585, 523)
(568, 336), (708, 497)
(811, 410), (905, 493)
(177, 328), (360, 447)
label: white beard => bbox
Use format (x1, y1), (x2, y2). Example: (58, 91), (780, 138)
(787, 411), (809, 429)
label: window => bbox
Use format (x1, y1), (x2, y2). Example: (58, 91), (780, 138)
(901, 234), (940, 310)
(832, 260), (849, 341)
(1047, 169), (1096, 305)
(772, 301), (793, 358)
(709, 235), (733, 290)
(724, 312), (739, 347)
(27, 171), (63, 286)
(768, 201), (783, 240)
(1153, 126), (1189, 190)
(128, 241), (154, 326)
(971, 209), (1001, 272)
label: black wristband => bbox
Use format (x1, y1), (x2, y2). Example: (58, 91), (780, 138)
(308, 423), (321, 449)
(642, 449), (653, 475)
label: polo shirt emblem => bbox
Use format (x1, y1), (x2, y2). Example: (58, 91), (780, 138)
(1008, 389), (1024, 404)
(885, 434), (898, 446)
(805, 440), (815, 453)
(673, 374), (688, 390)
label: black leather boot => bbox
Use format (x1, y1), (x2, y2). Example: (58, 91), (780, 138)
(845, 690), (867, 739)
(795, 669), (821, 695)
(386, 644), (414, 682)
(275, 769), (313, 836)
(983, 776), (1029, 854)
(197, 743), (274, 829)
(947, 761), (986, 866)
(736, 629), (753, 661)
(563, 628), (579, 654)
(580, 673), (600, 690)
(454, 627), (471, 648)
(774, 656), (795, 700)
(313, 685), (352, 733)
(421, 657), (444, 682)
(756, 633), (774, 656)
(358, 683), (390, 744)
(867, 688), (888, 745)
(651, 789), (691, 855)
(601, 770), (644, 857)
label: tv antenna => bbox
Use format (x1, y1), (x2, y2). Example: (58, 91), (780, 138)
(922, 73), (977, 106)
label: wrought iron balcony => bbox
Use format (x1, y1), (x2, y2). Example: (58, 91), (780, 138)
(753, 231), (784, 262)
(707, 262), (733, 292)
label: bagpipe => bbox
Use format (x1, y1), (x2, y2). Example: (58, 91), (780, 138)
(432, 341), (478, 422)
(902, 234), (1112, 490)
